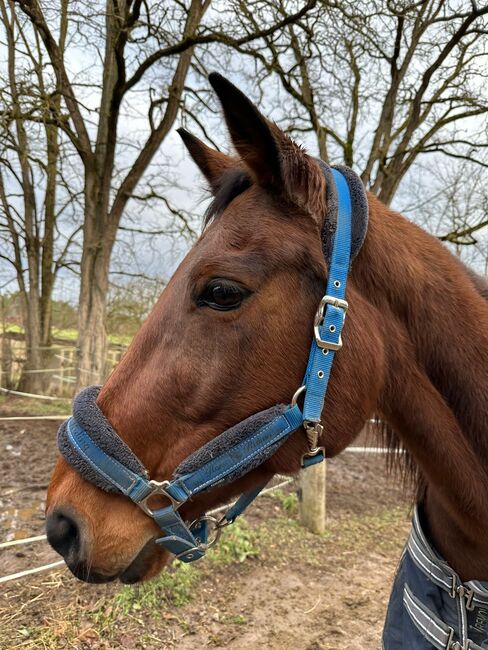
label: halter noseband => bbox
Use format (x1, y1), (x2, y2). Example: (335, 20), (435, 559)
(58, 166), (363, 563)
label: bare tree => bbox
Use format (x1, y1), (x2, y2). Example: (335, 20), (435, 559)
(400, 156), (488, 271)
(0, 0), (80, 392)
(232, 0), (487, 207)
(13, 0), (317, 388)
(107, 275), (165, 338)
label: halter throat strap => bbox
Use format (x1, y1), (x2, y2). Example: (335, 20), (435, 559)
(58, 166), (359, 563)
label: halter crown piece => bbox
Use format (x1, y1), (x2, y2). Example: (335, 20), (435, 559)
(58, 166), (364, 563)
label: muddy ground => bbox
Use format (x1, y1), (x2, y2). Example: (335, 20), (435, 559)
(0, 405), (413, 650)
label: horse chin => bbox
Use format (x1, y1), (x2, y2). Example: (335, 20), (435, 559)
(65, 538), (168, 584)
(67, 562), (119, 583)
(119, 538), (170, 584)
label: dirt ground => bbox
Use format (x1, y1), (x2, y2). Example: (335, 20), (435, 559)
(0, 406), (413, 650)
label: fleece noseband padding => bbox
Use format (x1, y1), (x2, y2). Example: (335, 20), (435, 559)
(58, 385), (148, 493)
(173, 404), (288, 488)
(58, 386), (289, 494)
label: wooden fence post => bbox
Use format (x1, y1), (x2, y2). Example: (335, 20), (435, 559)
(299, 461), (326, 534)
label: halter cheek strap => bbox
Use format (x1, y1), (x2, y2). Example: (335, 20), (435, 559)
(58, 167), (360, 563)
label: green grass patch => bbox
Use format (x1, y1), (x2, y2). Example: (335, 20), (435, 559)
(271, 488), (299, 514)
(208, 518), (259, 565)
(3, 323), (23, 335)
(96, 562), (198, 624)
(223, 614), (247, 625)
(3, 323), (131, 346)
(0, 503), (410, 649)
(0, 394), (70, 416)
(51, 326), (131, 346)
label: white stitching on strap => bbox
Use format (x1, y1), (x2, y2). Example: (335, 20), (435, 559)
(193, 419), (292, 492)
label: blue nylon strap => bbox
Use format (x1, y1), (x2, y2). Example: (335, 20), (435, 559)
(302, 449), (325, 467)
(66, 419), (152, 502)
(66, 404), (304, 563)
(156, 481), (270, 561)
(154, 405), (302, 560)
(171, 404), (303, 498)
(302, 169), (352, 423)
(153, 508), (206, 562)
(220, 480), (270, 525)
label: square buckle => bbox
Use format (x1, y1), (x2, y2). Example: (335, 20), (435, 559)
(137, 480), (183, 517)
(313, 295), (348, 351)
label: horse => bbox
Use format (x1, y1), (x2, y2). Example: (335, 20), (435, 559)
(45, 74), (488, 647)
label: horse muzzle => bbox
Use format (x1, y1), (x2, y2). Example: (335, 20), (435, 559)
(46, 504), (163, 583)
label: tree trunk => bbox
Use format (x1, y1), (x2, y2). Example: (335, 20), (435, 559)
(76, 248), (112, 389)
(17, 291), (42, 392)
(75, 184), (116, 388)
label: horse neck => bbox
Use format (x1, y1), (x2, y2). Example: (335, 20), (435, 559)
(352, 195), (488, 578)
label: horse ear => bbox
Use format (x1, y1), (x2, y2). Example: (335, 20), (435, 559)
(177, 128), (235, 193)
(208, 73), (282, 190)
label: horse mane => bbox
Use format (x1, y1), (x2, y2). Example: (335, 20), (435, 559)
(380, 264), (488, 497)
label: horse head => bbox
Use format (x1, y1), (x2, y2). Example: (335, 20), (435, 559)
(45, 74), (383, 583)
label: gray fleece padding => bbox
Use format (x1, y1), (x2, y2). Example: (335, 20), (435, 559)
(174, 404), (289, 486)
(317, 160), (368, 264)
(58, 388), (290, 494)
(57, 385), (148, 493)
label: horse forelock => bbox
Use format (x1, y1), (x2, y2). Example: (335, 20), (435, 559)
(203, 168), (251, 227)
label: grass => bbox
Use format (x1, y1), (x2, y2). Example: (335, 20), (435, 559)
(208, 518), (259, 565)
(112, 562), (197, 614)
(91, 561), (199, 639)
(271, 488), (299, 514)
(3, 323), (132, 346)
(0, 394), (70, 416)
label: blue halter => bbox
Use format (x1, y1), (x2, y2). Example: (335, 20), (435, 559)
(59, 168), (354, 563)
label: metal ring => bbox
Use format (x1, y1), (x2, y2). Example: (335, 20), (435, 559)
(291, 384), (306, 407)
(189, 515), (222, 550)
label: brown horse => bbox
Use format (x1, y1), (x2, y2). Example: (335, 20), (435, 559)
(46, 74), (488, 596)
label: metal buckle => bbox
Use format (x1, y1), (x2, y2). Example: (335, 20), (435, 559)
(450, 575), (458, 599)
(313, 295), (348, 351)
(445, 628), (455, 649)
(465, 587), (475, 611)
(176, 546), (201, 561)
(216, 514), (234, 530)
(137, 480), (183, 517)
(303, 420), (323, 450)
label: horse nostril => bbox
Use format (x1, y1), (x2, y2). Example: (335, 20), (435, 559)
(46, 508), (81, 559)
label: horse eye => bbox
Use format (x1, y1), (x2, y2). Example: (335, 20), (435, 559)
(197, 279), (248, 311)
